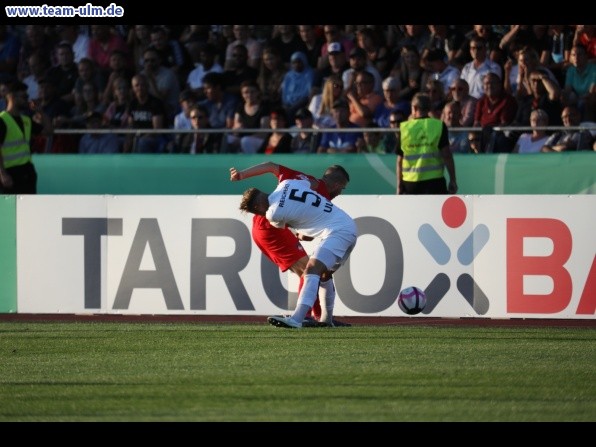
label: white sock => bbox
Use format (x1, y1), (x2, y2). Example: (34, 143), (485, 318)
(318, 278), (335, 323)
(291, 274), (320, 323)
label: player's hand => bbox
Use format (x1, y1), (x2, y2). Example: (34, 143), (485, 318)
(297, 233), (314, 241)
(448, 180), (458, 194)
(229, 167), (241, 181)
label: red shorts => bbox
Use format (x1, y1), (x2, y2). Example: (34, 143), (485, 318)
(252, 215), (307, 271)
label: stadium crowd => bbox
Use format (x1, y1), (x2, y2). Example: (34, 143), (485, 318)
(1, 24), (594, 154)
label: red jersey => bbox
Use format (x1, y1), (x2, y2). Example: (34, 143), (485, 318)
(252, 165), (330, 271)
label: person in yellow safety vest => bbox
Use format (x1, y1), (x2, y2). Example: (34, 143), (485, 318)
(396, 92), (458, 195)
(0, 81), (52, 194)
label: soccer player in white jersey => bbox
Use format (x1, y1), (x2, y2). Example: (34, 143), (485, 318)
(240, 179), (358, 328)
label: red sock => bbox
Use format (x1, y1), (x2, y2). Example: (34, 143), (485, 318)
(311, 298), (322, 320)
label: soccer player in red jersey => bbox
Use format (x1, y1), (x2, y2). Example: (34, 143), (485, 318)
(230, 162), (351, 326)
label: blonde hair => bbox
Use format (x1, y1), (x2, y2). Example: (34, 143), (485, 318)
(319, 74), (343, 117)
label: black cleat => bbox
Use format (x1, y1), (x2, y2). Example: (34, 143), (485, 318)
(331, 319), (351, 327)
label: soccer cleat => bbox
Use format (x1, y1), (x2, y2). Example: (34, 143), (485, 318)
(301, 317), (318, 328)
(267, 315), (302, 328)
(332, 319), (352, 327)
(315, 319), (351, 327)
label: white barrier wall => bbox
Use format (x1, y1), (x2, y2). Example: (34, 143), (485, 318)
(16, 195), (595, 319)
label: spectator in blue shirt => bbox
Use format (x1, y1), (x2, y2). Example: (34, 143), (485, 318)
(78, 111), (121, 153)
(317, 99), (363, 153)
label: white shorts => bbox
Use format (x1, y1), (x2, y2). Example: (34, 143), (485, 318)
(311, 230), (357, 272)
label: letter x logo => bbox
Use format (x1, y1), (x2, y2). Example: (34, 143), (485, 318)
(417, 196), (491, 315)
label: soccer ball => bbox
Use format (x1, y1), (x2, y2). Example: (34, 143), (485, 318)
(397, 286), (426, 315)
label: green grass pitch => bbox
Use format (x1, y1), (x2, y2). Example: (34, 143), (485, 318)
(0, 322), (594, 422)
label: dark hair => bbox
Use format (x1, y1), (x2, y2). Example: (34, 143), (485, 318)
(202, 71), (225, 88)
(189, 104), (211, 128)
(356, 70), (374, 84)
(411, 93), (431, 114)
(323, 164), (350, 183)
(56, 41), (73, 53)
(401, 44), (419, 55)
(270, 107), (287, 122)
(470, 36), (487, 46)
(195, 104), (209, 116)
(261, 44), (281, 58)
(240, 79), (259, 91)
(77, 57), (96, 69)
(110, 49), (127, 59)
(426, 48), (446, 63)
(232, 43), (248, 57)
(150, 25), (168, 36)
(200, 43), (217, 55)
(143, 46), (160, 59)
(6, 81), (28, 95)
(294, 107), (313, 120)
(179, 89), (197, 103)
(572, 43), (588, 54)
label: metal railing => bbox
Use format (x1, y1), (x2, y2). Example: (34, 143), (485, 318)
(42, 124), (596, 154)
(52, 124), (596, 135)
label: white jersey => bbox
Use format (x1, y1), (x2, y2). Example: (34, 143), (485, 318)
(266, 179), (357, 239)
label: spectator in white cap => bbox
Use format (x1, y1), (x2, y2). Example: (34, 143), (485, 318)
(318, 25), (355, 69)
(327, 42), (343, 55)
(311, 41), (349, 98)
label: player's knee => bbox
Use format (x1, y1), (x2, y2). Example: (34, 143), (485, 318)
(305, 258), (326, 276)
(290, 256), (309, 276)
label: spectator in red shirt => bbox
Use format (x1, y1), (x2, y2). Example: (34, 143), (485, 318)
(473, 72), (517, 128)
(474, 72), (518, 153)
(88, 25), (129, 81)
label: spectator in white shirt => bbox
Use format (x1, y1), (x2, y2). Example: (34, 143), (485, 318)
(460, 36), (502, 99)
(423, 48), (461, 96)
(186, 43), (223, 101)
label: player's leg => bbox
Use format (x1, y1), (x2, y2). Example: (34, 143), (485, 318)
(254, 223), (322, 320)
(318, 272), (351, 326)
(310, 233), (357, 325)
(289, 258), (321, 321)
(318, 271), (336, 324)
(288, 256), (315, 324)
(287, 258), (326, 326)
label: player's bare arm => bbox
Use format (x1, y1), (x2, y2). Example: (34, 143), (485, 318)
(229, 162), (280, 182)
